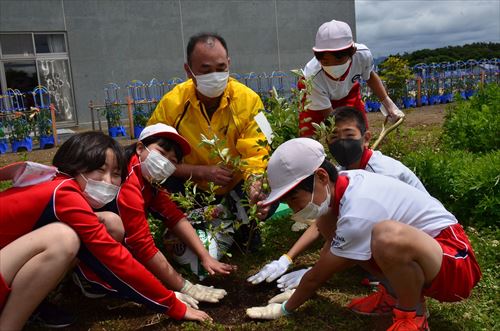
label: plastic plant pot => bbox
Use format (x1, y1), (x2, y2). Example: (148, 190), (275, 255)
(134, 125), (144, 139)
(12, 137), (33, 152)
(108, 126), (127, 138)
(0, 139), (8, 154)
(40, 135), (55, 149)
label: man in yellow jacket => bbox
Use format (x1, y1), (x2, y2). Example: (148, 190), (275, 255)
(148, 32), (272, 223)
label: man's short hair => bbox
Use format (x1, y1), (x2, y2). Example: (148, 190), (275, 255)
(334, 106), (367, 135)
(186, 32), (228, 65)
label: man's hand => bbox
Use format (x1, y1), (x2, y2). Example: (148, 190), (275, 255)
(201, 255), (237, 275)
(277, 268), (311, 291)
(248, 178), (271, 220)
(181, 280), (227, 303)
(246, 303), (283, 320)
(247, 255), (292, 284)
(183, 306), (213, 322)
(174, 291), (199, 309)
(381, 96), (405, 122)
(204, 165), (233, 186)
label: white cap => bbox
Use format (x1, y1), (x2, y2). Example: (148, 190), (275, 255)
(138, 123), (191, 156)
(312, 20), (354, 52)
(262, 138), (326, 206)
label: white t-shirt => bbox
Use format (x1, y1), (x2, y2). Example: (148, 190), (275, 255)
(303, 43), (374, 111)
(330, 170), (457, 261)
(361, 150), (428, 194)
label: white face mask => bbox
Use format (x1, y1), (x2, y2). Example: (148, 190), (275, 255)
(193, 71), (229, 98)
(291, 178), (331, 224)
(80, 174), (120, 209)
(322, 58), (351, 79)
(141, 147), (176, 184)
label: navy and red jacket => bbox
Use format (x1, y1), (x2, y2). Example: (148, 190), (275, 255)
(117, 154), (185, 263)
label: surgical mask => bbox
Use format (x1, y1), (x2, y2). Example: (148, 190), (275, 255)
(193, 71), (229, 98)
(80, 174), (119, 209)
(322, 58), (351, 79)
(329, 138), (364, 167)
(291, 179), (331, 224)
(141, 147), (176, 183)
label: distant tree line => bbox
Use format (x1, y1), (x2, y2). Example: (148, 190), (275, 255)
(390, 42), (500, 67)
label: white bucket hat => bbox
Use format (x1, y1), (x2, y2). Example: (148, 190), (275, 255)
(139, 123), (191, 156)
(262, 138), (326, 206)
(312, 20), (354, 52)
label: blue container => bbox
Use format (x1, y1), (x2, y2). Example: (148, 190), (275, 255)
(40, 135), (55, 149)
(429, 95), (441, 105)
(108, 126), (127, 138)
(440, 93), (453, 104)
(420, 95), (429, 106)
(465, 90), (475, 99)
(364, 102), (370, 112)
(460, 91), (466, 100)
(369, 101), (381, 112)
(402, 97), (416, 109)
(12, 137), (33, 152)
(0, 139), (8, 154)
(134, 125), (144, 139)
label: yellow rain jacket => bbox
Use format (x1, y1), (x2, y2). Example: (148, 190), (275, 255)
(148, 78), (269, 194)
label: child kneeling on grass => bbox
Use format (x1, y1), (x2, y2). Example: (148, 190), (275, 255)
(246, 138), (481, 331)
(79, 123), (233, 304)
(247, 106), (429, 289)
(0, 132), (212, 329)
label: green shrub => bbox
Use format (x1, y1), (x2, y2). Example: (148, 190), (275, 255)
(442, 83), (500, 153)
(402, 149), (500, 228)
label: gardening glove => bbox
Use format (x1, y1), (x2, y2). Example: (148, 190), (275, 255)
(268, 289), (296, 304)
(291, 221), (309, 232)
(277, 267), (311, 291)
(247, 254), (292, 284)
(174, 291), (199, 309)
(180, 280), (227, 303)
(246, 302), (290, 320)
(380, 96), (405, 122)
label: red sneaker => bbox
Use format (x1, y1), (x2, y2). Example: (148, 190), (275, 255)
(347, 284), (397, 316)
(387, 308), (430, 331)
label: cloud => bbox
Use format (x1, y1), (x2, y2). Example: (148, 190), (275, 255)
(355, 0), (500, 57)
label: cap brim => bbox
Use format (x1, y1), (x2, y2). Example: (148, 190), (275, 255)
(261, 176), (306, 206)
(312, 42), (354, 53)
(153, 132), (191, 156)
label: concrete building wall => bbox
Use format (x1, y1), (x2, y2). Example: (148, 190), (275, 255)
(0, 0), (355, 125)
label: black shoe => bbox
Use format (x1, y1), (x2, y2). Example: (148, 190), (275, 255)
(28, 301), (75, 328)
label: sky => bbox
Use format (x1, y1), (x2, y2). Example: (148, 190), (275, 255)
(355, 0), (500, 58)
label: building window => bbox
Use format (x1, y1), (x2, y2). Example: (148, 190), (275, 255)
(0, 32), (76, 124)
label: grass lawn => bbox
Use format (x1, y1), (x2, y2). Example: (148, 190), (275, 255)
(4, 105), (497, 330)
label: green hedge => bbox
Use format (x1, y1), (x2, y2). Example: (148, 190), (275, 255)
(442, 83), (500, 153)
(402, 149), (500, 228)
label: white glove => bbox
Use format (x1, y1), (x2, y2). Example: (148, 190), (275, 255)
(174, 291), (199, 309)
(277, 267), (311, 291)
(380, 96), (405, 121)
(180, 280), (227, 303)
(291, 221), (309, 232)
(246, 303), (284, 320)
(268, 289), (295, 304)
(247, 254), (292, 284)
